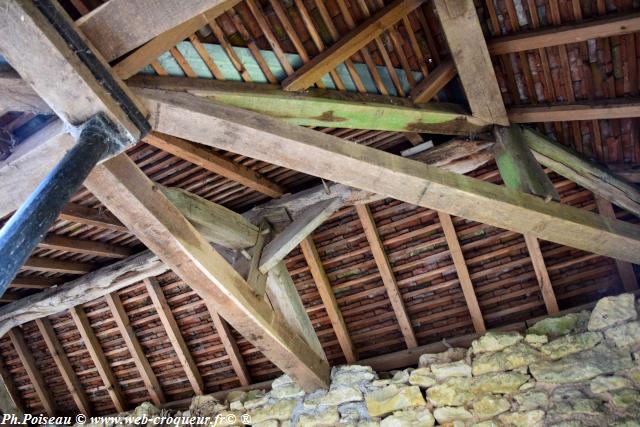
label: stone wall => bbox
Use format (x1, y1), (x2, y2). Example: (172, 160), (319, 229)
(82, 293), (640, 426)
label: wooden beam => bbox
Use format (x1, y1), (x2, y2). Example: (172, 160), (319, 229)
(495, 126), (559, 315)
(112, 1), (241, 79)
(22, 257), (94, 275)
(0, 356), (24, 417)
(0, 0), (145, 138)
(7, 327), (55, 415)
(523, 234), (559, 314)
(0, 68), (53, 114)
(0, 250), (168, 338)
(488, 12), (640, 55)
(59, 203), (128, 233)
(508, 98), (640, 122)
(105, 292), (165, 406)
(522, 127), (640, 218)
(433, 0), (508, 125)
(70, 306), (126, 413)
(205, 304), (251, 386)
(246, 220), (270, 296)
(85, 154), (329, 390)
(35, 318), (91, 415)
(356, 204), (417, 348)
(0, 121), (75, 220)
(437, 212), (486, 332)
(144, 278), (205, 395)
(39, 235), (132, 259)
(76, 0), (237, 62)
(265, 261), (327, 363)
(144, 132), (285, 198)
(406, 139), (495, 174)
(300, 236), (357, 363)
(410, 59), (457, 104)
(259, 198), (343, 274)
(129, 75), (485, 135)
(282, 0), (426, 91)
(143, 90), (640, 264)
(494, 126), (560, 202)
(595, 197), (638, 292)
(9, 276), (60, 290)
(160, 186), (259, 249)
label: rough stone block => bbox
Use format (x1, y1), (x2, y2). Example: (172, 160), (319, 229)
(588, 293), (637, 331)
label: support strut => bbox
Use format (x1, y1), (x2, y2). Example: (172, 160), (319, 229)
(0, 114), (124, 294)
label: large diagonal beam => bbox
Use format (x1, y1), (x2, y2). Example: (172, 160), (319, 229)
(140, 88), (640, 264)
(76, 0), (237, 63)
(84, 153), (329, 390)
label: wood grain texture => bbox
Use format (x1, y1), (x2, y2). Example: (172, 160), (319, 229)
(70, 306), (126, 413)
(523, 234), (559, 314)
(77, 0), (236, 62)
(142, 89), (640, 264)
(206, 304), (251, 386)
(35, 318), (92, 415)
(433, 0), (508, 125)
(356, 204), (417, 348)
(8, 327), (55, 415)
(508, 99), (640, 122)
(282, 0), (426, 91)
(84, 154), (329, 390)
(437, 212), (486, 332)
(144, 278), (204, 395)
(410, 59), (457, 104)
(300, 236), (357, 363)
(106, 292), (165, 405)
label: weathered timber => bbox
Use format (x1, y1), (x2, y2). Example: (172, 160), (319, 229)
(508, 98), (640, 122)
(128, 75), (485, 135)
(0, 251), (168, 337)
(112, 1), (242, 79)
(410, 59), (458, 104)
(488, 11), (640, 55)
(356, 204), (418, 348)
(59, 203), (128, 233)
(35, 318), (92, 415)
(433, 0), (508, 125)
(0, 0), (145, 139)
(8, 327), (56, 415)
(76, 0), (237, 62)
(206, 304), (251, 386)
(85, 154), (329, 390)
(246, 221), (270, 296)
(142, 89), (640, 264)
(282, 0), (426, 91)
(522, 128), (640, 217)
(494, 125), (560, 202)
(259, 198), (343, 273)
(39, 234), (132, 259)
(437, 212), (486, 332)
(160, 186), (259, 250)
(300, 236), (358, 363)
(0, 68), (52, 115)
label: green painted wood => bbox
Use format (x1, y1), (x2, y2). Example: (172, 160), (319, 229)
(129, 75), (485, 135)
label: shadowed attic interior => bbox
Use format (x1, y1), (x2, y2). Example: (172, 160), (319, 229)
(0, 0), (639, 417)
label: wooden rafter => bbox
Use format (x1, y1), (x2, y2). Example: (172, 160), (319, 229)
(300, 236), (357, 363)
(85, 154), (329, 390)
(433, 0), (508, 125)
(282, 0), (426, 91)
(205, 304), (251, 386)
(35, 318), (92, 415)
(141, 89), (640, 264)
(22, 257), (94, 275)
(144, 133), (286, 198)
(595, 197), (639, 292)
(144, 277), (205, 396)
(69, 306), (126, 413)
(105, 292), (165, 406)
(356, 204), (417, 348)
(8, 327), (56, 415)
(508, 99), (640, 123)
(39, 235), (132, 259)
(59, 203), (129, 233)
(437, 212), (486, 332)
(487, 11), (640, 55)
(0, 355), (23, 416)
(523, 234), (559, 314)
(410, 59), (457, 104)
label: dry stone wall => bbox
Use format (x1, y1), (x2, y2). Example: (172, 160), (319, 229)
(79, 293), (640, 426)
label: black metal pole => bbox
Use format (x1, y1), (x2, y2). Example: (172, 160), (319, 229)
(0, 115), (116, 294)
